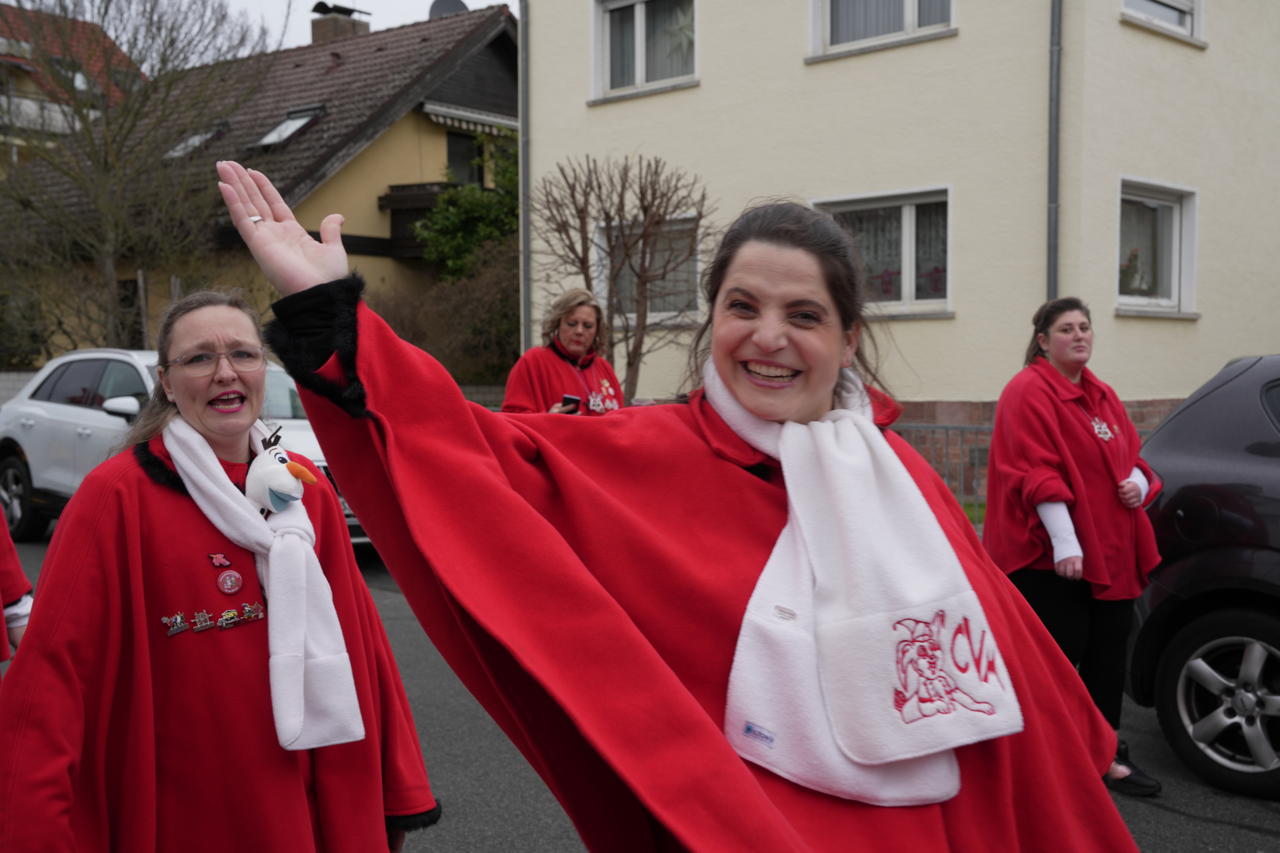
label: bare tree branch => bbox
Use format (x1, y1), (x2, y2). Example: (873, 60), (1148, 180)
(530, 153), (715, 400)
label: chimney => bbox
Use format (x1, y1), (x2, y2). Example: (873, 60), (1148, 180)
(310, 3), (370, 45)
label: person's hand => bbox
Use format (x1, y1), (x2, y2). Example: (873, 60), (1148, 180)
(7, 623), (24, 650)
(216, 161), (349, 296)
(547, 402), (577, 414)
(1117, 479), (1143, 509)
(387, 828), (405, 852)
(1053, 556), (1084, 581)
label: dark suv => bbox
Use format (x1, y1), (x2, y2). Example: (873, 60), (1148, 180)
(1131, 355), (1280, 799)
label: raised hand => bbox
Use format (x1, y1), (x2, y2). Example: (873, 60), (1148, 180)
(216, 160), (349, 296)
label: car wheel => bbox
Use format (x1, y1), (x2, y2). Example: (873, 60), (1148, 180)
(1154, 608), (1280, 799)
(0, 456), (47, 541)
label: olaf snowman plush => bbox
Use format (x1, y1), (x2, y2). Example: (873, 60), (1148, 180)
(245, 426), (318, 514)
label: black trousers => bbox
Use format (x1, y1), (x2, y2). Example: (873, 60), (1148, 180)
(1010, 568), (1134, 731)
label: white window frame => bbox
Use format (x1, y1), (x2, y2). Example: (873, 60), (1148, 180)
(1117, 179), (1197, 315)
(812, 0), (954, 57)
(254, 105), (325, 150)
(593, 217), (702, 325)
(1121, 0), (1203, 42)
(593, 0), (697, 100)
(815, 188), (951, 316)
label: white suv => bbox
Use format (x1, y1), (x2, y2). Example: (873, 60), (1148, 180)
(0, 349), (363, 542)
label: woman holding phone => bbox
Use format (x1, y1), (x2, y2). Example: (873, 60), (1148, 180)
(501, 288), (623, 415)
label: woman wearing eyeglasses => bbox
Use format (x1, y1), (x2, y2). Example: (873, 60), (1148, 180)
(0, 292), (440, 852)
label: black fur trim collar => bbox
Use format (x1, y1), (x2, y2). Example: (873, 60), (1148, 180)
(134, 442), (188, 496)
(385, 803), (443, 832)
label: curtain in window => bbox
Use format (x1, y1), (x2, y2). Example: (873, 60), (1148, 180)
(609, 4), (636, 88)
(830, 0), (903, 45)
(646, 0), (694, 83)
(919, 0), (951, 28)
(1119, 199), (1163, 297)
(914, 201), (947, 300)
(837, 207), (902, 302)
(614, 225), (698, 313)
(1125, 0), (1188, 30)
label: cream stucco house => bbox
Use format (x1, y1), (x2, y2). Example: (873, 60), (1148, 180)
(523, 0), (1279, 429)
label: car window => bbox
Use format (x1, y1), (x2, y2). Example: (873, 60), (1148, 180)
(31, 365), (67, 402)
(44, 360), (107, 407)
(1262, 381), (1280, 434)
(262, 369), (307, 420)
(98, 360), (149, 406)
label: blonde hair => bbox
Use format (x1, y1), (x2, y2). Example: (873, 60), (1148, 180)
(123, 290), (261, 448)
(540, 288), (607, 357)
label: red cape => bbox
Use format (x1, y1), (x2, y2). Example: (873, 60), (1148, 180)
(278, 295), (1137, 852)
(984, 359), (1161, 599)
(502, 341), (623, 415)
(0, 439), (436, 852)
(0, 524), (32, 665)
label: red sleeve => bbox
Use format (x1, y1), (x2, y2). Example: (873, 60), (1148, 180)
(0, 466), (142, 851)
(293, 455), (438, 821)
(992, 379), (1074, 509)
(501, 349), (548, 413)
(0, 524), (32, 606)
(290, 304), (808, 852)
(983, 371), (1076, 573)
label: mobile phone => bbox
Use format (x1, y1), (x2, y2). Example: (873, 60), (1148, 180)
(561, 394), (580, 413)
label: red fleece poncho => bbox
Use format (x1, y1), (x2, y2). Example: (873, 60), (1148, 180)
(0, 439), (437, 852)
(0, 524), (32, 665)
(502, 340), (623, 416)
(983, 358), (1161, 600)
(268, 279), (1138, 852)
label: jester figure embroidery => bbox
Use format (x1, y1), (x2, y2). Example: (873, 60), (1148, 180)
(894, 610), (997, 723)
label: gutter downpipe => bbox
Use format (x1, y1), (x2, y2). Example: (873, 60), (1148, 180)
(519, 0), (532, 350)
(1047, 0), (1062, 301)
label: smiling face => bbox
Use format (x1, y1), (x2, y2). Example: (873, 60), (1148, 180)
(710, 240), (856, 424)
(159, 305), (266, 462)
(1037, 309), (1093, 380)
(557, 305), (598, 358)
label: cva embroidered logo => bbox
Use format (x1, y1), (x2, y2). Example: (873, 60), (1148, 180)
(893, 610), (997, 724)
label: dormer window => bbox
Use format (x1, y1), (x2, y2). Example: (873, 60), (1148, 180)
(0, 37), (33, 59)
(254, 104), (325, 150)
(164, 122), (228, 159)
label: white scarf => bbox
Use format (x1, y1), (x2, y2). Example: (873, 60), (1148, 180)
(707, 362), (1022, 806)
(163, 418), (365, 751)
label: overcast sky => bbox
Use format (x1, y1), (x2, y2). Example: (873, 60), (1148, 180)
(224, 0), (514, 50)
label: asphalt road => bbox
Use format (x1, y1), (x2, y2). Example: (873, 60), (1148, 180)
(6, 538), (1279, 851)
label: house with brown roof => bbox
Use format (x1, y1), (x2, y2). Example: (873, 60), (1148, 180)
(197, 3), (517, 313)
(0, 2), (141, 155)
(1, 3), (516, 353)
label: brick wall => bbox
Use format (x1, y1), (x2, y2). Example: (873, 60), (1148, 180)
(894, 396), (1184, 530)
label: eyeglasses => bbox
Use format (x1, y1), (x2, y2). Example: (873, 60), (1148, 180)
(166, 347), (266, 376)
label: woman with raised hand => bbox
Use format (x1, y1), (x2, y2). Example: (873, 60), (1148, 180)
(0, 290), (439, 852)
(217, 159), (1139, 851)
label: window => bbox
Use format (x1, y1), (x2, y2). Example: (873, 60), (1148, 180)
(598, 0), (695, 96)
(1118, 181), (1195, 312)
(822, 192), (948, 312)
(608, 220), (700, 318)
(164, 122), (227, 159)
(824, 0), (951, 50)
(254, 105), (325, 150)
(447, 132), (483, 185)
(41, 360), (106, 407)
(97, 361), (148, 406)
(1122, 0), (1201, 40)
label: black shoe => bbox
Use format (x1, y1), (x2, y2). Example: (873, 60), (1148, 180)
(1105, 740), (1162, 797)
